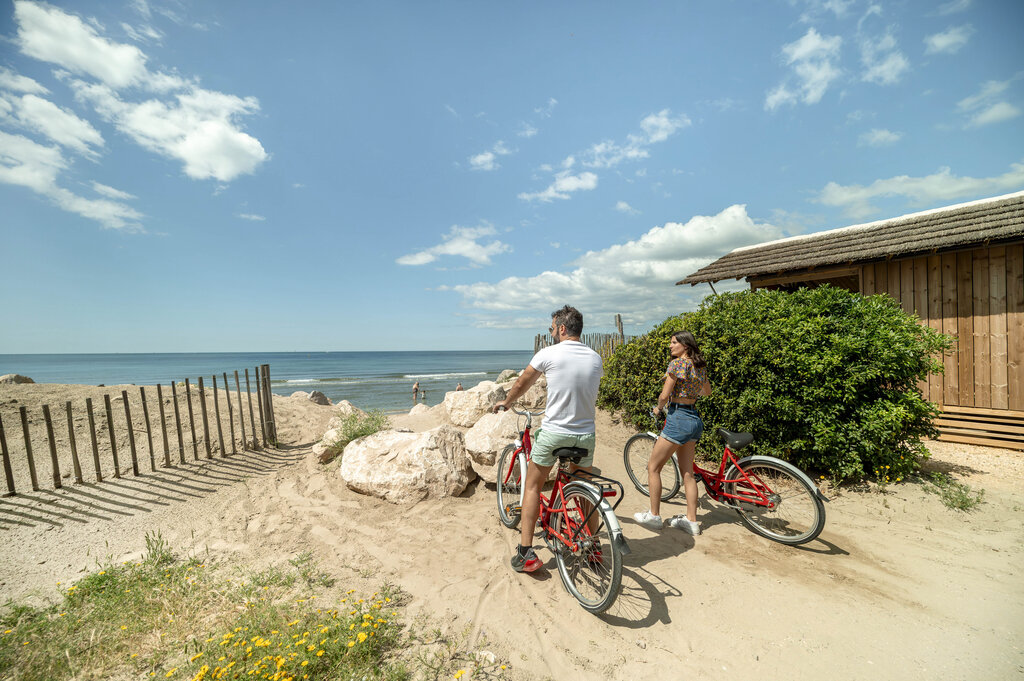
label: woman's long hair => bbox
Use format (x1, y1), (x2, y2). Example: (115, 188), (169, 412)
(673, 331), (706, 368)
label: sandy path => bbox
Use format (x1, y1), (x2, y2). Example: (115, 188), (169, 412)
(1, 385), (1021, 680)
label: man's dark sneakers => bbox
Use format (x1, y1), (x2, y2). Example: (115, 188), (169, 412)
(511, 547), (542, 573)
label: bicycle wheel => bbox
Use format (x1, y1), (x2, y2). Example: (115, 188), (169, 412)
(725, 456), (825, 545)
(550, 483), (622, 614)
(496, 444), (522, 529)
(623, 433), (680, 501)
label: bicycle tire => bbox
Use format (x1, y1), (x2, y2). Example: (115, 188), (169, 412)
(550, 483), (622, 614)
(623, 433), (680, 501)
(496, 444), (522, 529)
(724, 456), (825, 545)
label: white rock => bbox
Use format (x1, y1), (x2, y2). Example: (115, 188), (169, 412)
(333, 400), (366, 418)
(409, 403), (430, 415)
(340, 426), (474, 503)
(443, 380), (507, 427)
(289, 390), (310, 399)
(496, 369), (519, 383)
(464, 409), (544, 483)
(0, 374), (34, 384)
(308, 390), (332, 406)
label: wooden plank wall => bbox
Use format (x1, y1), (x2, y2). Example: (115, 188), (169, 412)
(859, 243), (1024, 411)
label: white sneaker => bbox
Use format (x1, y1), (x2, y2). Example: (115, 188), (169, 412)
(633, 510), (663, 530)
(669, 516), (702, 535)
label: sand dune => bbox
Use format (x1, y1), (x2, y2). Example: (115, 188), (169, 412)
(1, 383), (1022, 680)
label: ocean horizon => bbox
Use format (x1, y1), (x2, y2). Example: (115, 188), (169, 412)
(0, 351), (534, 413)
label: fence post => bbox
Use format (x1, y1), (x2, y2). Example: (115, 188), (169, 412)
(223, 373), (237, 455)
(103, 394), (120, 479)
(245, 369), (259, 450)
(121, 391), (140, 476)
(0, 413), (14, 493)
(0, 414), (15, 495)
(65, 401), (84, 483)
(19, 406), (39, 491)
(42, 405), (63, 489)
(212, 375), (226, 457)
(185, 379), (198, 460)
(255, 366), (267, 446)
(140, 387), (156, 472)
(234, 371), (247, 451)
(156, 384), (170, 467)
(86, 398), (102, 482)
(171, 382), (185, 465)
(198, 377), (212, 459)
(261, 364), (277, 444)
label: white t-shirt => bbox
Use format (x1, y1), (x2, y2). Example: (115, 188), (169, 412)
(530, 340), (604, 435)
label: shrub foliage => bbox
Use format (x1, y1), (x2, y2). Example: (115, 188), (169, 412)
(598, 286), (952, 481)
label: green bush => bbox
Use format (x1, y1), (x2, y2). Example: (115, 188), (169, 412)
(598, 286), (953, 482)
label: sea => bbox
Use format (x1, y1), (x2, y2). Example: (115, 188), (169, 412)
(0, 351), (533, 414)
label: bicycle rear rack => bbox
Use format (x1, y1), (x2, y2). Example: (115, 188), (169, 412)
(566, 469), (625, 513)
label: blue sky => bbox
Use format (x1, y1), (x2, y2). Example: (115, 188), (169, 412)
(1, 0), (1022, 353)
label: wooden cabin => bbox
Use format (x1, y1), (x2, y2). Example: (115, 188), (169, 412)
(679, 191), (1024, 450)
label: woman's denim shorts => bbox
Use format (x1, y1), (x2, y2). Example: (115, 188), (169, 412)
(661, 403), (703, 446)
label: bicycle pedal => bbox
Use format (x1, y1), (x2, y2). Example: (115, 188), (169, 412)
(505, 504), (522, 517)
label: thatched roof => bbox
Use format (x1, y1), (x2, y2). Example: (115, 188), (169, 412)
(680, 190), (1024, 285)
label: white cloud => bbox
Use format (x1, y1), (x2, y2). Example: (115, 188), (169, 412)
(6, 93), (104, 158)
(956, 78), (1022, 128)
(469, 140), (512, 171)
(860, 32), (910, 85)
(640, 109), (690, 143)
(815, 162), (1024, 217)
(237, 213), (265, 221)
(0, 66), (48, 94)
(519, 109), (687, 201)
(0, 130), (142, 230)
(518, 170), (598, 203)
(924, 25), (974, 55)
(938, 0), (971, 15)
(967, 102), (1021, 127)
(14, 0), (149, 89)
(469, 150), (498, 171)
(858, 128), (902, 147)
(534, 98), (558, 117)
(72, 81), (267, 182)
(91, 181), (135, 200)
(766, 28), (842, 110)
(397, 223), (512, 267)
(444, 205), (781, 327)
(517, 123), (537, 138)
(121, 21), (163, 44)
(615, 200), (640, 214)
(12, 2), (265, 183)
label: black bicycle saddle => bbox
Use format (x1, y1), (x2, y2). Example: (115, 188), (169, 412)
(717, 429), (754, 452)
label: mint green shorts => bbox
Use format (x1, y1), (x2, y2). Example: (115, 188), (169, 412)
(531, 429), (596, 468)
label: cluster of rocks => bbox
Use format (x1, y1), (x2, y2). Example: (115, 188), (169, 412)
(313, 371), (547, 504)
(0, 374), (34, 384)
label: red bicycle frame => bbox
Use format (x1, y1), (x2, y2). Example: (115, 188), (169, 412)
(691, 445), (779, 510)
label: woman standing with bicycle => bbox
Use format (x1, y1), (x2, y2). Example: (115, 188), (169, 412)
(634, 331), (711, 535)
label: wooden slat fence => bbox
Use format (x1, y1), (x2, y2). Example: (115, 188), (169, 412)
(0, 364), (278, 497)
(860, 243), (1024, 450)
(533, 314), (634, 360)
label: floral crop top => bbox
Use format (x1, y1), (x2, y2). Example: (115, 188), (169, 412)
(667, 356), (707, 400)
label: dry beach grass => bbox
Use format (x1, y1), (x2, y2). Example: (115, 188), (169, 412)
(0, 382), (1021, 680)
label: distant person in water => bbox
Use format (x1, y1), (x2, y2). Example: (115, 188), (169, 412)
(456, 383), (464, 391)
(421, 389), (427, 403)
(412, 381), (420, 402)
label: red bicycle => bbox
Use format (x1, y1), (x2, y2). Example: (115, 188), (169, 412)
(624, 426), (828, 545)
(496, 407), (630, 613)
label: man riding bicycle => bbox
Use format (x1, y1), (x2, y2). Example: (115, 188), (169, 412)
(493, 305), (604, 573)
